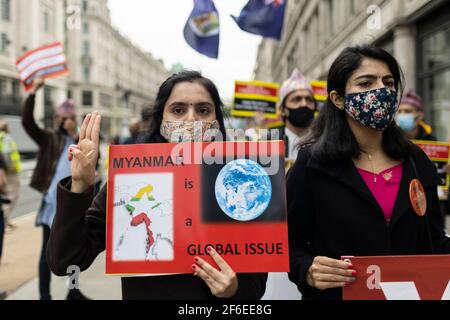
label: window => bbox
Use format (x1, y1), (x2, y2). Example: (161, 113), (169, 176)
(44, 11), (49, 33)
(0, 33), (10, 52)
(82, 0), (88, 13)
(0, 77), (6, 96)
(83, 22), (89, 34)
(419, 25), (450, 141)
(82, 90), (93, 106)
(12, 80), (20, 101)
(82, 41), (90, 55)
(328, 0), (335, 35)
(1, 0), (10, 21)
(67, 89), (72, 99)
(83, 66), (90, 81)
(100, 93), (112, 108)
(351, 0), (357, 15)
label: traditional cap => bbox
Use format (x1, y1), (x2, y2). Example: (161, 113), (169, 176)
(280, 69), (313, 103)
(56, 99), (76, 117)
(400, 89), (423, 111)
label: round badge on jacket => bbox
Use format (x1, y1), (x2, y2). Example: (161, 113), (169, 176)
(409, 179), (427, 217)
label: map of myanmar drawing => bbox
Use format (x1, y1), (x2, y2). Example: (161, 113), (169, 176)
(113, 173), (174, 262)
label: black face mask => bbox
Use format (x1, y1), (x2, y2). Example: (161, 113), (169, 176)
(285, 107), (314, 128)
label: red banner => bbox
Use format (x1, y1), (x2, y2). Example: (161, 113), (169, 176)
(413, 140), (450, 200)
(106, 141), (289, 275)
(343, 255), (450, 300)
(310, 80), (327, 102)
(414, 140), (450, 160)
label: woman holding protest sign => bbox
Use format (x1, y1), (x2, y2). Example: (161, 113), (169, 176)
(287, 45), (450, 300)
(46, 71), (267, 300)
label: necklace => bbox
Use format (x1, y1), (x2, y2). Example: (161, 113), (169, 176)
(367, 153), (377, 183)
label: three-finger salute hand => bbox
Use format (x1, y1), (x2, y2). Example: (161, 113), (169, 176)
(69, 112), (101, 193)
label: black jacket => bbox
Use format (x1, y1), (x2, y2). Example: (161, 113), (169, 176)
(47, 178), (267, 300)
(287, 145), (450, 300)
(22, 95), (68, 193)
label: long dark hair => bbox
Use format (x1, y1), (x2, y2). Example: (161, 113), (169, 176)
(143, 71), (227, 143)
(306, 45), (413, 164)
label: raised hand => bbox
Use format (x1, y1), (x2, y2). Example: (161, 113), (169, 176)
(68, 112), (101, 193)
(30, 77), (45, 95)
(192, 247), (238, 298)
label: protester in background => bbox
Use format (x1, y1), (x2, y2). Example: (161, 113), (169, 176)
(0, 121), (21, 231)
(122, 118), (141, 145)
(0, 153), (9, 299)
(21, 78), (89, 300)
(395, 89), (436, 141)
(444, 162), (450, 219)
(278, 69), (317, 168)
(139, 106), (153, 137)
(396, 90), (448, 228)
(287, 45), (450, 300)
(47, 71), (267, 300)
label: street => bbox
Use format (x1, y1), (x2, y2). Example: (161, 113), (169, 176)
(9, 160), (41, 220)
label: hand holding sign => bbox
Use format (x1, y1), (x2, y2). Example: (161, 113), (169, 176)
(69, 112), (101, 194)
(306, 256), (356, 290)
(30, 77), (45, 95)
(193, 246), (238, 298)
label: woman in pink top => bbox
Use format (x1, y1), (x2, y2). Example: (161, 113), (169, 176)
(287, 45), (450, 300)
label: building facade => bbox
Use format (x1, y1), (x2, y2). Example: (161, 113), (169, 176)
(0, 0), (169, 138)
(0, 0), (66, 128)
(65, 0), (169, 138)
(254, 0), (450, 141)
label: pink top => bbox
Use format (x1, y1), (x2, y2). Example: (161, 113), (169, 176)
(357, 164), (404, 222)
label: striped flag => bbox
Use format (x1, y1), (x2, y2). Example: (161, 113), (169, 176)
(15, 42), (69, 91)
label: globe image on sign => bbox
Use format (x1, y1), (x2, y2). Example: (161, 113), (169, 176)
(215, 159), (272, 222)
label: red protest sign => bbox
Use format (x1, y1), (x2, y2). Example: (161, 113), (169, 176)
(343, 255), (450, 300)
(106, 141), (289, 275)
(413, 140), (450, 200)
(310, 80), (327, 102)
(233, 81), (280, 119)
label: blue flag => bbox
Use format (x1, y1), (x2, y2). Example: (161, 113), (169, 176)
(184, 0), (220, 59)
(232, 0), (286, 40)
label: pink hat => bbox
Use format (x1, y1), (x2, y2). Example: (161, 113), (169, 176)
(401, 90), (423, 111)
(56, 99), (76, 117)
(280, 69), (313, 103)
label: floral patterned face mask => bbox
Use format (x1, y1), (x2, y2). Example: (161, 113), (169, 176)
(344, 87), (398, 132)
(160, 120), (221, 142)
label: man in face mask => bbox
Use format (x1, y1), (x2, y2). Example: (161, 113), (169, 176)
(279, 69), (317, 162)
(395, 89), (436, 141)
